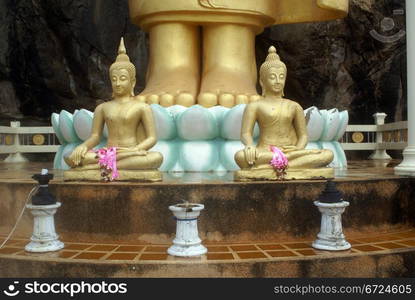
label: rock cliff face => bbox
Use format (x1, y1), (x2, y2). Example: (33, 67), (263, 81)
(0, 0), (406, 124)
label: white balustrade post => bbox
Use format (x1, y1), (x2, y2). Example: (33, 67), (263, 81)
(395, 0), (415, 176)
(4, 121), (28, 163)
(369, 113), (392, 160)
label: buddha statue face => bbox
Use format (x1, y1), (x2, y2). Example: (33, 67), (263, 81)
(110, 68), (135, 97)
(259, 46), (287, 97)
(109, 38), (137, 98)
(261, 66), (286, 96)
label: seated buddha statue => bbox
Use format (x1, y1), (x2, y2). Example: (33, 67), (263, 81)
(234, 46), (334, 180)
(64, 38), (163, 181)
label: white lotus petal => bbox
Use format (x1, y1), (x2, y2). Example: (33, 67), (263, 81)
(59, 110), (81, 143)
(177, 105), (218, 140)
(320, 108), (340, 141)
(151, 104), (177, 140)
(304, 106), (324, 142)
(179, 141), (219, 171)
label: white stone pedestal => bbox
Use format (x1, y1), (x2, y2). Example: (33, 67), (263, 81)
(25, 203), (64, 252)
(312, 201), (351, 251)
(168, 203), (207, 257)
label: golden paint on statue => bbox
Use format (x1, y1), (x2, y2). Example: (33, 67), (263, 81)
(234, 46), (334, 181)
(64, 38), (163, 182)
(128, 0), (348, 108)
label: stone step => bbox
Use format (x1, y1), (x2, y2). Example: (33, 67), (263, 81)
(1, 176), (414, 244)
(1, 229), (415, 277)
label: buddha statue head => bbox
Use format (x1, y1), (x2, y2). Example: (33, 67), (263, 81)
(109, 37), (136, 97)
(259, 46), (287, 97)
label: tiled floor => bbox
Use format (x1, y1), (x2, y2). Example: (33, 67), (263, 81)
(1, 229), (415, 263)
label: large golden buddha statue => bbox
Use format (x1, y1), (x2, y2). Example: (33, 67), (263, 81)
(129, 0), (349, 107)
(234, 46), (334, 180)
(64, 38), (163, 181)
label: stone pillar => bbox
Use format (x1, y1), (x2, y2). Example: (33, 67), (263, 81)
(395, 0), (415, 176)
(369, 113), (392, 160)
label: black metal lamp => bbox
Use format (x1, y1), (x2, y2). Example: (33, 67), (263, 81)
(31, 169), (56, 205)
(317, 179), (343, 204)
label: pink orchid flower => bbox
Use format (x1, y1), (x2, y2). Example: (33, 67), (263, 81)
(94, 147), (119, 181)
(270, 146), (288, 172)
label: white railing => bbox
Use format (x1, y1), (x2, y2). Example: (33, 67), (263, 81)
(0, 113), (409, 162)
(0, 121), (60, 163)
(340, 113), (408, 160)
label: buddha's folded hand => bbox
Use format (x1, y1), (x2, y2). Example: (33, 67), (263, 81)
(281, 145), (298, 153)
(244, 146), (257, 166)
(117, 147), (148, 156)
(70, 144), (88, 166)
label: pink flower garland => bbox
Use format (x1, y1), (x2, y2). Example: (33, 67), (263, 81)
(269, 146), (288, 180)
(94, 147), (119, 181)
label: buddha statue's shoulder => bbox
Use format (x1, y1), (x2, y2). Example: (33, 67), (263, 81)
(246, 99), (261, 109)
(94, 101), (107, 112)
(132, 100), (152, 110)
(283, 98), (304, 111)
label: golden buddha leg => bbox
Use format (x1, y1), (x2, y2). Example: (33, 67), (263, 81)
(235, 148), (334, 169)
(234, 149), (253, 169)
(116, 152), (163, 170)
(234, 148), (273, 169)
(235, 148), (334, 180)
(63, 151), (97, 169)
(285, 149), (334, 169)
(129, 0), (348, 108)
(198, 24), (258, 107)
(65, 151), (162, 170)
(139, 23), (200, 107)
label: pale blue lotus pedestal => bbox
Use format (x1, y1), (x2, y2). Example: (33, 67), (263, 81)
(52, 104), (349, 172)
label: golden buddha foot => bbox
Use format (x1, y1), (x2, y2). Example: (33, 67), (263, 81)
(234, 46), (334, 181)
(128, 0), (348, 107)
(64, 38), (163, 182)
